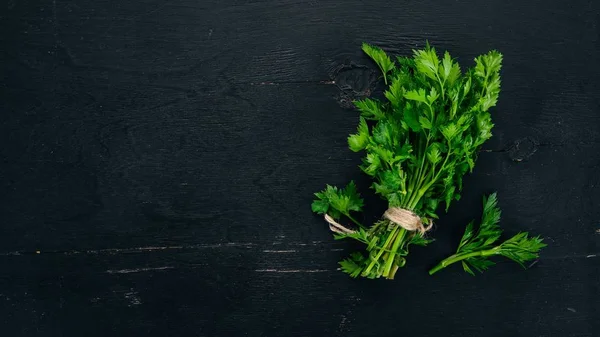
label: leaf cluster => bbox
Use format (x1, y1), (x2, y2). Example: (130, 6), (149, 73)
(432, 193), (547, 275)
(311, 181), (364, 221)
(351, 42), (503, 218)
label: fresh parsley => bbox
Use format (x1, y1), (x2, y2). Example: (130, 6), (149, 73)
(311, 181), (364, 227)
(429, 193), (546, 275)
(312, 42), (504, 279)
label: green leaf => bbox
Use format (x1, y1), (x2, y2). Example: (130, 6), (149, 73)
(361, 153), (382, 176)
(475, 50), (503, 77)
(441, 51), (452, 79)
(339, 253), (365, 278)
(372, 120), (392, 146)
(385, 76), (403, 108)
(457, 221), (474, 250)
(424, 198), (440, 218)
(449, 91), (460, 119)
(312, 182), (364, 219)
(441, 51), (461, 85)
(474, 51), (503, 106)
(419, 116), (432, 130)
(362, 42), (395, 84)
(480, 94), (498, 111)
(403, 103), (422, 132)
(413, 43), (440, 81)
(354, 99), (385, 120)
(499, 233), (547, 267)
(441, 123), (459, 141)
(348, 117), (370, 152)
(333, 181), (364, 213)
(427, 145), (441, 164)
(466, 257), (495, 273)
(475, 112), (494, 144)
(311, 199), (329, 214)
(443, 185), (456, 212)
(409, 233), (433, 247)
(373, 169), (403, 197)
(403, 88), (428, 104)
(463, 76), (472, 96)
(474, 56), (487, 78)
(481, 193), (501, 229)
(394, 142), (413, 163)
(461, 261), (475, 276)
(369, 145), (394, 165)
(427, 87), (439, 104)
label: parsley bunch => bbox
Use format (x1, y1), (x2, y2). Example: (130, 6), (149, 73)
(312, 42), (503, 279)
(429, 193), (546, 275)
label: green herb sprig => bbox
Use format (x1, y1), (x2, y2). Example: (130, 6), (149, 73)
(429, 193), (546, 275)
(312, 42), (503, 279)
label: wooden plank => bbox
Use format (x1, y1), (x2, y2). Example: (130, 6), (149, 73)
(0, 245), (596, 336)
(1, 79), (599, 252)
(2, 0), (599, 144)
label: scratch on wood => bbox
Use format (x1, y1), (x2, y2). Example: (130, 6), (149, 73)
(106, 266), (174, 274)
(124, 290), (142, 307)
(542, 253), (600, 260)
(285, 241), (329, 246)
(255, 269), (330, 273)
(43, 243), (255, 255)
(51, 0), (59, 48)
(1, 242), (346, 256)
(249, 80), (336, 86)
(251, 81), (277, 86)
(262, 250), (298, 253)
(338, 315), (348, 332)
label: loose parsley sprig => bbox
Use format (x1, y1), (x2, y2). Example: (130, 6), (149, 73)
(311, 181), (365, 228)
(313, 42), (504, 279)
(429, 193), (546, 275)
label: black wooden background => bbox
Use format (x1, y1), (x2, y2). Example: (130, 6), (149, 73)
(1, 0), (599, 336)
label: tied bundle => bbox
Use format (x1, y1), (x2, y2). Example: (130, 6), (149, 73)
(312, 42), (503, 279)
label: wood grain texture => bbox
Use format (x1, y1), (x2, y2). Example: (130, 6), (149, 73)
(1, 0), (599, 336)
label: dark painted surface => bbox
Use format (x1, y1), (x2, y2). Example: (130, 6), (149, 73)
(1, 0), (599, 336)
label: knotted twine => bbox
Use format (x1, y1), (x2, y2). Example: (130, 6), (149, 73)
(324, 214), (355, 234)
(383, 207), (433, 235)
(324, 207), (433, 235)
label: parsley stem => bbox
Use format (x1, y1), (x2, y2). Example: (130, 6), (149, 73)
(408, 188), (426, 210)
(346, 214), (365, 229)
(382, 227), (407, 278)
(411, 142), (453, 210)
(434, 73), (446, 102)
(362, 226), (398, 276)
(407, 135), (430, 208)
(428, 248), (499, 275)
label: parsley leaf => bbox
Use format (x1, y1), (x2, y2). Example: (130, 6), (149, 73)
(362, 43), (395, 85)
(312, 181), (364, 227)
(429, 193), (546, 275)
(347, 117), (370, 152)
(354, 98), (386, 120)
